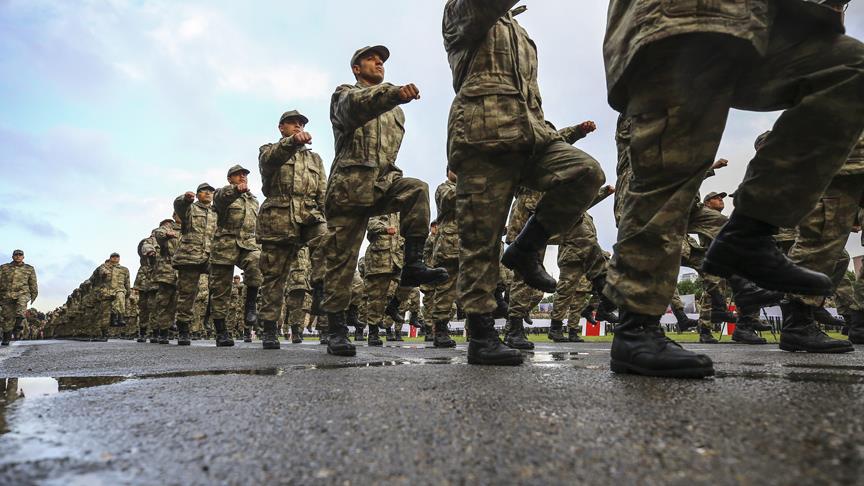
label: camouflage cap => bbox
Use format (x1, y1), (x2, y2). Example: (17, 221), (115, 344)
(754, 131), (771, 150)
(159, 218), (174, 226)
(703, 191), (727, 203)
(227, 164), (250, 177)
(12, 249), (23, 256)
(197, 182), (215, 192)
(350, 45), (390, 67)
(279, 110), (309, 125)
(110, 252), (120, 258)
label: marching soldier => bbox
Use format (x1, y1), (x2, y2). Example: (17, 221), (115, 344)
(0, 250), (37, 345)
(89, 253), (130, 341)
(152, 217), (181, 344)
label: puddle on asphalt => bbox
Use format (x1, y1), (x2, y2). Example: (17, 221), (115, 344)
(526, 351), (588, 363)
(715, 370), (864, 384)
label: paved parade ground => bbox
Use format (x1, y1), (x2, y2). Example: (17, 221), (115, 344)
(1, 339), (863, 485)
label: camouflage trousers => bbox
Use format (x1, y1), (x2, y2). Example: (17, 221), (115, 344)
(385, 285), (417, 329)
(152, 282), (178, 331)
(227, 304), (243, 335)
(551, 272), (591, 324)
(834, 271), (862, 315)
(210, 248), (262, 321)
(427, 259), (459, 321)
(607, 30), (864, 315)
(350, 272), (367, 325)
(364, 273), (399, 326)
(454, 141), (604, 314)
(175, 267), (206, 323)
(258, 224), (326, 322)
(0, 297), (27, 333)
(322, 176), (431, 313)
(138, 289), (157, 332)
(508, 247), (548, 320)
(789, 174), (864, 306)
(283, 289), (310, 333)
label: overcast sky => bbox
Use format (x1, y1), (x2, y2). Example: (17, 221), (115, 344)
(1, 1), (863, 310)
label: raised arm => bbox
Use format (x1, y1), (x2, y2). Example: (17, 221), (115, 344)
(442, 0), (519, 49)
(331, 83), (404, 132)
(259, 136), (304, 177)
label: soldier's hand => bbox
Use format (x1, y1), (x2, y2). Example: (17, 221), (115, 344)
(604, 185), (616, 195)
(236, 182), (249, 193)
(387, 227), (397, 235)
(712, 158), (729, 170)
(578, 121), (597, 134)
(184, 191), (195, 202)
(398, 84), (421, 103)
(292, 132), (313, 146)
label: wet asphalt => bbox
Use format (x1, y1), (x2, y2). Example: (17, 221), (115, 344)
(1, 338), (863, 485)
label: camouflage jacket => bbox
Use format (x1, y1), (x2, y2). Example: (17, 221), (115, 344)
(90, 262), (130, 300)
(364, 213), (404, 276)
(172, 197), (217, 268)
(286, 246), (311, 293)
(558, 215), (601, 266)
(152, 222), (181, 285)
(0, 261), (37, 301)
(444, 1), (560, 166)
(603, 1), (842, 111)
(212, 184), (260, 264)
(126, 292), (139, 317)
(839, 134), (864, 176)
(326, 82), (406, 212)
(432, 180), (459, 265)
(258, 139), (327, 244)
(136, 235), (158, 292)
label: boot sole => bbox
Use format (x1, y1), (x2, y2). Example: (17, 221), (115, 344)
(177, 342), (191, 346)
(610, 360), (714, 378)
(731, 338), (767, 345)
(702, 260), (832, 296)
(779, 343), (854, 354)
(467, 355), (523, 366)
(327, 348), (357, 357)
(216, 342), (235, 347)
(262, 344), (281, 350)
(433, 342), (457, 348)
(500, 255), (557, 293)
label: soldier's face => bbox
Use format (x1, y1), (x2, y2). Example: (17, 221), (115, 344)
(706, 197), (725, 211)
(228, 173), (247, 185)
(233, 277), (241, 284)
(110, 256), (120, 264)
(12, 254), (23, 263)
(197, 190), (214, 204)
(353, 53), (385, 85)
(278, 120), (305, 139)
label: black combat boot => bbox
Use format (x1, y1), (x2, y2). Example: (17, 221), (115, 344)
(568, 327), (584, 343)
(591, 276), (619, 324)
(780, 301), (853, 353)
(698, 325), (719, 344)
(581, 305), (598, 325)
(176, 321), (191, 346)
(467, 314), (523, 366)
(243, 327), (253, 343)
(610, 311), (714, 378)
(731, 316), (767, 345)
(548, 319), (569, 343)
(433, 320), (456, 348)
(385, 326), (395, 342)
(492, 284), (510, 319)
(158, 329), (169, 344)
(727, 275), (783, 313)
(672, 308), (698, 333)
(812, 306), (845, 330)
(501, 216), (556, 293)
(504, 316), (534, 350)
(326, 311), (356, 356)
(310, 281), (325, 316)
(848, 311), (864, 344)
(291, 324), (303, 343)
(424, 322), (434, 342)
(111, 312), (126, 328)
(1, 332), (11, 346)
(400, 237), (449, 287)
(368, 324), (383, 346)
(244, 286), (259, 326)
(353, 325), (365, 342)
(384, 296), (402, 324)
(261, 320), (280, 350)
(346, 305), (364, 342)
(136, 327), (147, 343)
(213, 319), (234, 347)
(408, 311), (419, 329)
(704, 212), (833, 295)
(709, 290), (737, 323)
(150, 328), (160, 344)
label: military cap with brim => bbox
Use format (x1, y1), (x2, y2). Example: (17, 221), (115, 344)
(197, 182), (215, 192)
(351, 45), (390, 67)
(110, 252), (120, 257)
(12, 249), (23, 256)
(227, 164), (250, 177)
(703, 191), (727, 203)
(279, 110), (309, 125)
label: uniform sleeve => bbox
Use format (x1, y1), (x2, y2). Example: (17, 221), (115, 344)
(259, 137), (302, 178)
(173, 195), (192, 223)
(442, 0), (519, 49)
(367, 215), (391, 236)
(558, 125), (587, 145)
(435, 182), (456, 216)
(314, 153), (328, 211)
(124, 269), (131, 294)
(331, 83), (404, 132)
(28, 267), (37, 302)
(214, 184), (242, 213)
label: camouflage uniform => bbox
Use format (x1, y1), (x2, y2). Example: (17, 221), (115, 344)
(134, 236), (158, 340)
(210, 182), (262, 321)
(603, 1), (864, 315)
(427, 179), (460, 322)
(152, 221), (181, 332)
(362, 213), (404, 327)
(191, 274), (209, 336)
(227, 281), (244, 335)
(443, 2), (605, 314)
(0, 260), (37, 334)
(505, 189), (545, 322)
(172, 195), (217, 323)
(89, 261), (130, 336)
(322, 82), (432, 313)
(552, 215), (608, 329)
(257, 136), (327, 322)
(283, 246), (312, 335)
(789, 136), (864, 306)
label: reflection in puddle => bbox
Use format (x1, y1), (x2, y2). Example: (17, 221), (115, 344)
(527, 352), (587, 363)
(715, 370), (864, 384)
